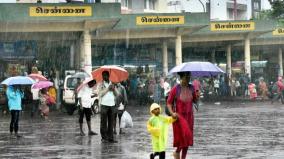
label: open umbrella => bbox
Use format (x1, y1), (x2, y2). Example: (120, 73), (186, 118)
(1, 76), (35, 85)
(76, 78), (96, 93)
(28, 73), (47, 81)
(92, 65), (129, 83)
(32, 81), (53, 89)
(169, 61), (224, 77)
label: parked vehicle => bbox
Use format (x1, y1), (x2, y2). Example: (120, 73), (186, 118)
(62, 74), (99, 115)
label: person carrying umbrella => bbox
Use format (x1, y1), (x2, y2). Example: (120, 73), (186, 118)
(6, 85), (24, 137)
(77, 79), (98, 136)
(98, 71), (118, 143)
(166, 71), (199, 159)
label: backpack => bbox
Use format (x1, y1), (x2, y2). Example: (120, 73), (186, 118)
(165, 84), (197, 116)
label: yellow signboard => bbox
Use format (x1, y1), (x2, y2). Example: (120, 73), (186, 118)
(29, 6), (92, 17)
(273, 28), (284, 35)
(136, 16), (184, 25)
(211, 22), (255, 31)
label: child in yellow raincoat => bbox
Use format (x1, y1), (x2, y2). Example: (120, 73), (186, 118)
(147, 103), (176, 159)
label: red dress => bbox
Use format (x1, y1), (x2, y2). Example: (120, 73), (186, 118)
(167, 85), (197, 148)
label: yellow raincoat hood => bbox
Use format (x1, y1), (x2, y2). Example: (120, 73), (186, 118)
(150, 103), (161, 115)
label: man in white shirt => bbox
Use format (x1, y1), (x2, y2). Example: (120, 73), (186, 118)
(98, 71), (118, 143)
(77, 79), (97, 136)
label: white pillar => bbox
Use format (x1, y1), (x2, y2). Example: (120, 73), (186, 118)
(80, 36), (85, 70)
(279, 47), (283, 76)
(75, 41), (81, 70)
(244, 35), (251, 78)
(175, 35), (182, 65)
(82, 30), (92, 75)
(226, 44), (232, 78)
(162, 41), (168, 74)
(211, 49), (216, 63)
(70, 44), (75, 68)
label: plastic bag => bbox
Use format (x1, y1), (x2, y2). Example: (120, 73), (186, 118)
(120, 111), (133, 128)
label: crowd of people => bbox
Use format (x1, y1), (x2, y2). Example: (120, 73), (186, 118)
(3, 68), (284, 159)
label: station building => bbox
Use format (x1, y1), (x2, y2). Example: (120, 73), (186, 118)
(0, 3), (282, 83)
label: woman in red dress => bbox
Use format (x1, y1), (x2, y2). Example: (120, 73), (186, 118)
(167, 71), (198, 159)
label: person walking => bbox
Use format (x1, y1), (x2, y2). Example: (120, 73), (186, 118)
(39, 88), (52, 120)
(113, 82), (128, 135)
(167, 71), (199, 159)
(98, 71), (118, 143)
(74, 78), (81, 107)
(163, 78), (171, 101)
(6, 85), (24, 137)
(153, 77), (162, 104)
(48, 85), (57, 111)
(147, 103), (176, 159)
(77, 79), (98, 136)
(271, 76), (284, 104)
(31, 88), (39, 117)
(213, 77), (220, 96)
(258, 77), (268, 100)
(248, 82), (257, 101)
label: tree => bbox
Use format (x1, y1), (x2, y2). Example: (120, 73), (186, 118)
(268, 0), (284, 19)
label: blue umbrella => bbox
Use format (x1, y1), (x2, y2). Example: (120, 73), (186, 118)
(169, 61), (225, 77)
(1, 76), (35, 85)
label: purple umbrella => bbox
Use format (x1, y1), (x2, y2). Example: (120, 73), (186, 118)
(169, 61), (225, 77)
(32, 81), (53, 89)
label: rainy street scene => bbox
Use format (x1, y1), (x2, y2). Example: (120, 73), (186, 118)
(1, 0), (284, 159)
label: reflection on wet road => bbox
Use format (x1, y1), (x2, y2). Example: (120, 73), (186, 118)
(0, 101), (284, 158)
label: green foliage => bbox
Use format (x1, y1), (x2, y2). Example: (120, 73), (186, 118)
(268, 0), (284, 19)
(258, 10), (273, 20)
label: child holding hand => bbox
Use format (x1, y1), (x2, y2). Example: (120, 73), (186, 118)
(147, 103), (177, 159)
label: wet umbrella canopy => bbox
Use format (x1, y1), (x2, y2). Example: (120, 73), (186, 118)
(92, 65), (129, 83)
(32, 80), (53, 89)
(169, 62), (225, 77)
(1, 76), (35, 85)
(28, 73), (48, 81)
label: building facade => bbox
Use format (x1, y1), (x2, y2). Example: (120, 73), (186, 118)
(167, 0), (271, 20)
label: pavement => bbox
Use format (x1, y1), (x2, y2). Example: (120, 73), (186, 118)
(0, 100), (284, 159)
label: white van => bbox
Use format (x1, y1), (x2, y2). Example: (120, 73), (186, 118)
(62, 74), (99, 115)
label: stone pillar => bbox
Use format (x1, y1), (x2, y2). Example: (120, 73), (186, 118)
(80, 36), (85, 70)
(70, 44), (75, 68)
(244, 35), (251, 78)
(74, 41), (81, 71)
(81, 30), (92, 75)
(211, 49), (216, 63)
(162, 41), (168, 74)
(279, 47), (283, 76)
(175, 35), (182, 65)
(226, 44), (232, 78)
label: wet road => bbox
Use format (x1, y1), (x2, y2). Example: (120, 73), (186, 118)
(0, 101), (284, 159)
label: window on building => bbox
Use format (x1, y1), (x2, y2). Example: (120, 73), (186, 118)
(253, 2), (260, 10)
(144, 0), (155, 10)
(121, 0), (128, 8)
(149, 0), (155, 10)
